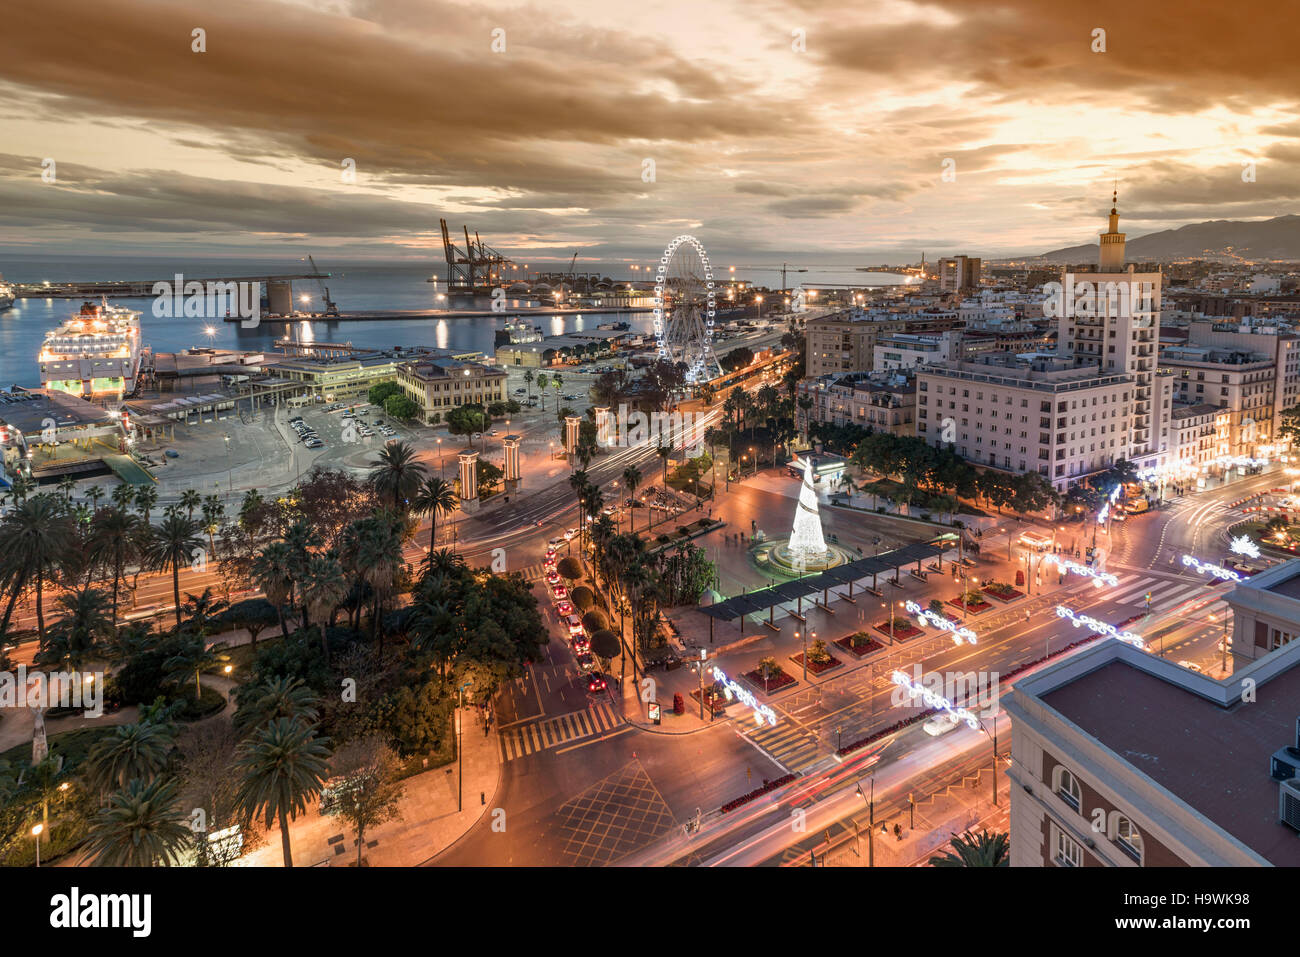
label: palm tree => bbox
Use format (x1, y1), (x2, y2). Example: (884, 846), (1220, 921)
(181, 587), (228, 639)
(622, 465), (641, 532)
(367, 440), (428, 511)
(0, 494), (75, 642)
(36, 586), (113, 671)
(86, 485), (105, 512)
(251, 541), (296, 638)
(200, 495), (225, 558)
(234, 718), (331, 868)
(85, 720), (177, 794)
(89, 507), (141, 628)
(523, 369), (535, 404)
(657, 441), (675, 487)
(179, 488), (201, 520)
(134, 485), (159, 524)
(536, 372), (550, 411)
(411, 476), (458, 560)
(568, 471), (592, 552)
(929, 828), (1010, 867)
(147, 514), (203, 630)
(57, 475), (76, 501)
(299, 554), (345, 659)
(164, 633), (229, 702)
(86, 777), (192, 867)
(8, 473), (34, 504)
(356, 516), (403, 656)
(109, 482), (136, 513)
(234, 677), (320, 736)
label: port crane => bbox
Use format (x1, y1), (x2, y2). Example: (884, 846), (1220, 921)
(306, 255), (339, 316)
(438, 218), (517, 293)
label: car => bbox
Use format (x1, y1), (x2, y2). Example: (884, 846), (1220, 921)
(544, 556), (556, 569)
(289, 416), (303, 423)
(572, 636), (590, 655)
(923, 712), (961, 736)
(576, 653), (596, 672)
(555, 600), (573, 616)
(1111, 510), (1127, 522)
(374, 419), (384, 425)
(548, 537), (566, 549)
(563, 528), (578, 541)
(564, 615), (584, 637)
(164, 449), (180, 458)
(546, 570), (561, 585)
(306, 441), (324, 450)
(513, 388), (526, 396)
(586, 671), (607, 693)
(489, 429), (498, 436)
(551, 584), (568, 601)
(1177, 660), (1203, 673)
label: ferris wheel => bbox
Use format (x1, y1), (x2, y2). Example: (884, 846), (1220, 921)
(653, 235), (719, 384)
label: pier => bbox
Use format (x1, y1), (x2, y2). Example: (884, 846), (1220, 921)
(14, 273), (327, 298)
(221, 305), (655, 322)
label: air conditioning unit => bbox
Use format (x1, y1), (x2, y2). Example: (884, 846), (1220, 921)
(1269, 746), (1300, 781)
(1279, 779), (1300, 833)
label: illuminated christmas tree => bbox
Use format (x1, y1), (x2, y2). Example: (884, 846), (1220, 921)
(789, 458), (828, 571)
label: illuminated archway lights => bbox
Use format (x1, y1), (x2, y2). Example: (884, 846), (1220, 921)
(1044, 555), (1118, 587)
(904, 600), (977, 645)
(1182, 554), (1241, 583)
(890, 670), (979, 730)
(1056, 605), (1145, 649)
(710, 665), (778, 727)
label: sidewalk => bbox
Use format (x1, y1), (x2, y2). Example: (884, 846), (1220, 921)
(238, 706), (501, 867)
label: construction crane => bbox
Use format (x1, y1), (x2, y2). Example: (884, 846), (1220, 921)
(306, 255), (339, 316)
(439, 218), (516, 293)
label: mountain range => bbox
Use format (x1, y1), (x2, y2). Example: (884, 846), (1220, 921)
(1033, 214), (1300, 263)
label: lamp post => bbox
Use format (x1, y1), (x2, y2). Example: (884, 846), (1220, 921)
(224, 433), (232, 496)
(31, 824), (42, 867)
(457, 679), (473, 812)
(856, 779), (874, 868)
(978, 715), (999, 807)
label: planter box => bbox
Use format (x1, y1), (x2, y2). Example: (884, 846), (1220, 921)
(982, 585), (1024, 602)
(946, 597), (992, 615)
(837, 634), (884, 657)
(872, 620), (922, 641)
(743, 666), (796, 693)
(790, 652), (842, 675)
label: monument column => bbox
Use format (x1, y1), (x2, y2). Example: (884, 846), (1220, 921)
(503, 434), (522, 491)
(564, 415), (582, 457)
(458, 449), (480, 512)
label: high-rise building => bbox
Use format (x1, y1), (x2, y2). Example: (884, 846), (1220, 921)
(938, 256), (982, 293)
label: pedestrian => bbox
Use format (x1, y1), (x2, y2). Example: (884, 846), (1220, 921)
(893, 823), (902, 841)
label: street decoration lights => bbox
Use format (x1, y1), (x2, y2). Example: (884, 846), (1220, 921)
(1055, 605), (1145, 649)
(1044, 555), (1118, 588)
(1229, 535), (1261, 560)
(890, 670), (979, 730)
(904, 600), (976, 645)
(1182, 554), (1242, 583)
(710, 665), (778, 727)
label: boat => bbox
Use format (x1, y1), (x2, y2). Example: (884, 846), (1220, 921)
(0, 274), (13, 311)
(38, 300), (143, 399)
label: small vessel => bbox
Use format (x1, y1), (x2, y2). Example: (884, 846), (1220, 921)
(38, 299), (143, 398)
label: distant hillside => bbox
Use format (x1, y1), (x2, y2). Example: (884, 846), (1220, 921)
(1034, 214), (1300, 262)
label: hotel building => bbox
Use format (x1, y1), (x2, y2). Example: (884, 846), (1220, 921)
(1005, 562), (1300, 866)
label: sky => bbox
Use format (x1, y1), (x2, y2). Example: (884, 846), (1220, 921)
(0, 0), (1296, 269)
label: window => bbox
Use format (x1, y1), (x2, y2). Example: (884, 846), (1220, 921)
(1112, 815), (1144, 864)
(1054, 766), (1082, 811)
(1054, 827), (1083, 867)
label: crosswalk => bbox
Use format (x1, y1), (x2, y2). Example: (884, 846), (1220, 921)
(518, 563), (548, 582)
(498, 702), (623, 761)
(744, 720), (823, 775)
(1102, 573), (1219, 613)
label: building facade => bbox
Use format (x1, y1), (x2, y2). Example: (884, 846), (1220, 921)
(796, 373), (916, 436)
(397, 358), (508, 425)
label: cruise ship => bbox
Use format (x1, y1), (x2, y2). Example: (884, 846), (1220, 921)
(38, 300), (143, 399)
(0, 274), (13, 311)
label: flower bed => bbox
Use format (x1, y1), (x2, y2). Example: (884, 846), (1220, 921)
(743, 666), (796, 693)
(837, 633), (885, 657)
(946, 597), (992, 615)
(791, 651), (842, 674)
(719, 773), (799, 814)
(982, 582), (1024, 602)
(688, 687), (729, 716)
(873, 619), (922, 641)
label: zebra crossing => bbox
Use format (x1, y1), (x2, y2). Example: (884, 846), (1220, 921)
(517, 563), (548, 582)
(499, 702), (622, 761)
(743, 720), (824, 775)
(1103, 573), (1218, 613)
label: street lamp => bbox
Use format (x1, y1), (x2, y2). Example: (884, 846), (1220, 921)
(977, 715), (999, 807)
(31, 823), (42, 867)
(855, 779), (875, 868)
(224, 433), (232, 495)
(457, 679), (473, 812)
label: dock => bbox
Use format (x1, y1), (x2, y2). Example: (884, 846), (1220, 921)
(222, 306), (655, 323)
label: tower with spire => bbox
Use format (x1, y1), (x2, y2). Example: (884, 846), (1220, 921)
(1099, 187), (1127, 271)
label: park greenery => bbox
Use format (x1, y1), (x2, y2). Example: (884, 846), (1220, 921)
(0, 442), (545, 866)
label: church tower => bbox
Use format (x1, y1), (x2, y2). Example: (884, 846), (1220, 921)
(1099, 188), (1126, 271)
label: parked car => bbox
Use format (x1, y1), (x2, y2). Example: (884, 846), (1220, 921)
(1177, 660), (1203, 673)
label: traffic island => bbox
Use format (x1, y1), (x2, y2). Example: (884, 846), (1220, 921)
(790, 650), (843, 675)
(743, 659), (796, 695)
(981, 581), (1025, 602)
(872, 620), (923, 642)
(946, 594), (992, 615)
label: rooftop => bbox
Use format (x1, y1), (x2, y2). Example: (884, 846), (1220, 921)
(1041, 654), (1300, 866)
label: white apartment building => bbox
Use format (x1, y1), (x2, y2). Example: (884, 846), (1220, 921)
(797, 373), (916, 436)
(1161, 346), (1277, 459)
(872, 331), (957, 372)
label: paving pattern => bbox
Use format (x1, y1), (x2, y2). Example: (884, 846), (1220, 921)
(551, 759), (679, 866)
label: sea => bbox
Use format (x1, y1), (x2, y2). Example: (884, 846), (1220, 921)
(0, 256), (908, 389)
